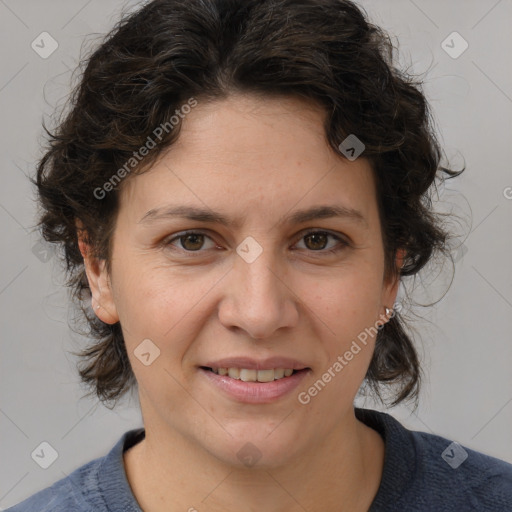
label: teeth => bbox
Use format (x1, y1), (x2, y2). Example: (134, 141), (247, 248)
(210, 368), (297, 382)
(274, 368), (285, 379)
(240, 369), (257, 382)
(251, 369), (274, 382)
(228, 368), (240, 379)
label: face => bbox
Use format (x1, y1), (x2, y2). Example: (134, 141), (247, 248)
(83, 93), (401, 468)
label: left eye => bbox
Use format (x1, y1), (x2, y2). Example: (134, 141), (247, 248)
(295, 230), (345, 252)
(165, 230), (347, 254)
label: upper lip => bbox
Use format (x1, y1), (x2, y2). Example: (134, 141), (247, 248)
(200, 357), (310, 371)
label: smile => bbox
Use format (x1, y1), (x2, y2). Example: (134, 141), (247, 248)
(202, 367), (296, 382)
(199, 367), (310, 403)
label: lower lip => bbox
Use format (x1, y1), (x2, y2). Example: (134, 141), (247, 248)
(199, 368), (310, 404)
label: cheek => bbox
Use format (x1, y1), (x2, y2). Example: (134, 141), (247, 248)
(309, 269), (383, 336)
(113, 260), (216, 349)
(302, 278), (381, 406)
(302, 278), (383, 395)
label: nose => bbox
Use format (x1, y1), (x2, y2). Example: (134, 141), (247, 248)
(218, 247), (300, 339)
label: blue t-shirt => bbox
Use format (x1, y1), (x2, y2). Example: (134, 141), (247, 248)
(6, 408), (512, 511)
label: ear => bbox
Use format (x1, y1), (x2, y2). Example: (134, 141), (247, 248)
(380, 247), (406, 316)
(76, 221), (119, 324)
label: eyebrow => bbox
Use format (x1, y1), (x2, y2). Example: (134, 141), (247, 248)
(138, 204), (368, 228)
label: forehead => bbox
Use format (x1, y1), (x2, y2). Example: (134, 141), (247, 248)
(120, 94), (378, 228)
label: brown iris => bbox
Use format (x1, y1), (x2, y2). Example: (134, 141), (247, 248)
(303, 232), (329, 251)
(180, 233), (205, 251)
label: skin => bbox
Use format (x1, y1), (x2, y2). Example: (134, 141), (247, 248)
(79, 93), (404, 511)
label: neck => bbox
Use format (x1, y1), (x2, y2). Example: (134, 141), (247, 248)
(123, 409), (384, 512)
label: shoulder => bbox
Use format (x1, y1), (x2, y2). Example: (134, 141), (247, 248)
(4, 458), (102, 512)
(356, 408), (512, 512)
(5, 428), (144, 512)
(409, 428), (512, 510)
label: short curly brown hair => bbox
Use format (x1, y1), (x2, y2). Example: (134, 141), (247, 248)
(35, 0), (463, 409)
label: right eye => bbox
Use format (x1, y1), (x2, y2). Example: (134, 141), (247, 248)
(164, 231), (218, 253)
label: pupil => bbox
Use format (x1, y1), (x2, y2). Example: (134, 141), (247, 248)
(182, 234), (204, 251)
(305, 233), (327, 250)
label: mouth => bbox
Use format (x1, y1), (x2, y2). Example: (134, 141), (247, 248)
(198, 366), (311, 403)
(199, 366), (308, 382)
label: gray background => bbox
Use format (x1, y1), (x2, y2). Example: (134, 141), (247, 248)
(1, 0), (511, 508)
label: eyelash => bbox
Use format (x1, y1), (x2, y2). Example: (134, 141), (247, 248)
(163, 229), (350, 256)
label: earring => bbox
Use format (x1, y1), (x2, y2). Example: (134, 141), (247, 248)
(385, 307), (392, 316)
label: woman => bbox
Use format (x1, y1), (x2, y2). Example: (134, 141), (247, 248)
(7, 0), (512, 510)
